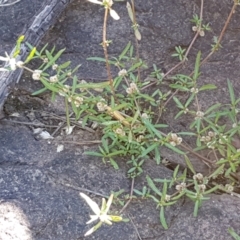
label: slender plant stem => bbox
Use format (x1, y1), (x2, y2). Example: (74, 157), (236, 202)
(141, 0), (204, 92)
(197, 2), (238, 68)
(65, 96), (70, 129)
(103, 8), (115, 95)
(120, 177), (135, 214)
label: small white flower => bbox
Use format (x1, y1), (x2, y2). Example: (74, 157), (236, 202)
(87, 0), (120, 20)
(190, 87), (199, 93)
(141, 113), (149, 119)
(199, 30), (205, 37)
(165, 195), (171, 202)
(59, 85), (70, 96)
(136, 135), (144, 142)
(16, 61), (24, 68)
(169, 141), (176, 147)
(80, 192), (122, 236)
(80, 80), (87, 92)
(52, 64), (58, 70)
(193, 173), (203, 181)
(169, 133), (182, 146)
(126, 87), (133, 94)
(0, 52), (17, 71)
(115, 128), (125, 136)
(207, 140), (215, 149)
(225, 184), (234, 193)
(74, 96), (84, 107)
(176, 182), (186, 192)
(199, 184), (206, 192)
(208, 131), (215, 137)
(195, 111), (204, 120)
(97, 102), (107, 112)
(118, 69), (127, 77)
(192, 26), (198, 32)
(49, 75), (58, 83)
(32, 70), (42, 81)
(64, 125), (75, 135)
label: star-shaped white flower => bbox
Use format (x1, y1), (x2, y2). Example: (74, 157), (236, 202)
(80, 192), (122, 236)
(88, 0), (120, 20)
(0, 52), (17, 71)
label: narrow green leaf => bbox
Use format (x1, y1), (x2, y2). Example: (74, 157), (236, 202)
(184, 155), (196, 174)
(199, 84), (217, 91)
(227, 79), (236, 105)
(146, 175), (162, 196)
(193, 200), (199, 217)
(128, 61), (143, 72)
(87, 57), (116, 65)
(141, 143), (158, 158)
(84, 151), (103, 157)
(165, 143), (185, 154)
(173, 97), (184, 108)
(31, 87), (47, 95)
(43, 48), (66, 71)
(119, 42), (131, 60)
(228, 228), (240, 240)
(126, 2), (134, 23)
(109, 158), (119, 169)
(160, 206), (168, 229)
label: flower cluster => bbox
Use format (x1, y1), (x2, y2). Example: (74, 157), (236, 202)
(118, 69), (127, 77)
(49, 75), (58, 83)
(114, 127), (125, 137)
(195, 111), (204, 120)
(168, 133), (182, 146)
(126, 82), (139, 95)
(74, 96), (84, 107)
(59, 85), (70, 97)
(32, 70), (42, 81)
(190, 87), (199, 94)
(175, 182), (186, 192)
(97, 100), (108, 112)
(192, 26), (205, 37)
(200, 131), (229, 149)
(193, 173), (204, 182)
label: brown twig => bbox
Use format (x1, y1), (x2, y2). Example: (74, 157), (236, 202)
(119, 177), (135, 214)
(103, 8), (115, 95)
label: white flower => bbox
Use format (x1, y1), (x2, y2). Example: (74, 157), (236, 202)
(80, 193), (122, 236)
(32, 70), (42, 80)
(195, 111), (204, 120)
(64, 125), (75, 135)
(190, 87), (199, 93)
(169, 133), (182, 146)
(52, 64), (58, 70)
(74, 96), (84, 107)
(141, 113), (149, 119)
(49, 75), (58, 83)
(0, 52), (17, 71)
(87, 0), (120, 20)
(118, 69), (127, 77)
